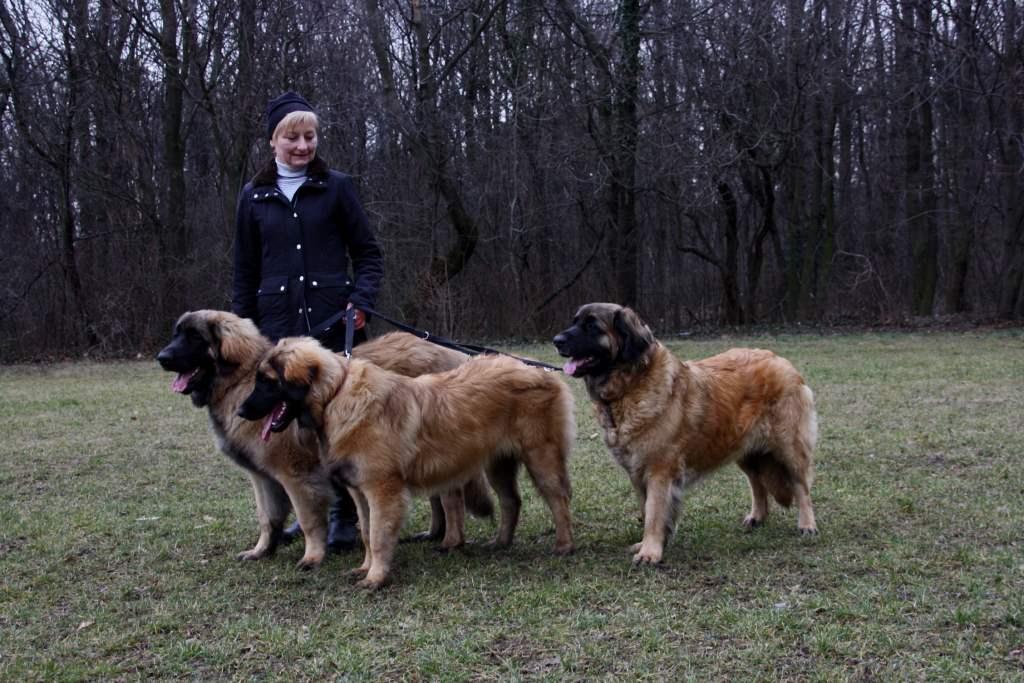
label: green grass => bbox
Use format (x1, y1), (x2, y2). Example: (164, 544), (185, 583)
(1, 331), (1023, 681)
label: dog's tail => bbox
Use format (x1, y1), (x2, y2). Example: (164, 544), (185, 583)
(744, 451), (795, 508)
(463, 472), (495, 518)
(761, 455), (794, 508)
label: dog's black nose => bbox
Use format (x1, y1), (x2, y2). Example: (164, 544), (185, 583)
(156, 348), (171, 368)
(553, 333), (567, 347)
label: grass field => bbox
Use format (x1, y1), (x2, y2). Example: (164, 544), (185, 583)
(1, 330), (1022, 681)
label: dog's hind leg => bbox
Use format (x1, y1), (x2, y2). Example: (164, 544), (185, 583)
(348, 487), (372, 578)
(737, 453), (771, 530)
(780, 446), (818, 535)
(793, 476), (817, 535)
(485, 456), (521, 548)
(522, 446), (574, 554)
(438, 487), (466, 551)
(781, 386), (819, 535)
(238, 472), (291, 561)
(772, 448), (817, 534)
(402, 496), (446, 543)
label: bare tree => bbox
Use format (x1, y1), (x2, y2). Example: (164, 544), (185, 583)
(1, 0), (1022, 358)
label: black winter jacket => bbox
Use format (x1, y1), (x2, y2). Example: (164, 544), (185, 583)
(232, 157), (384, 344)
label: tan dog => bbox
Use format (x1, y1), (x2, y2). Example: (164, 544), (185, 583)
(554, 303), (818, 565)
(157, 311), (492, 568)
(239, 337), (575, 589)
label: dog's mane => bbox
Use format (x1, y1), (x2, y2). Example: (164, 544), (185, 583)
(586, 340), (665, 403)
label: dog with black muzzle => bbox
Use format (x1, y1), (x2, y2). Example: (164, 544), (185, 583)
(554, 303), (819, 566)
(238, 336), (576, 589)
(156, 310), (494, 568)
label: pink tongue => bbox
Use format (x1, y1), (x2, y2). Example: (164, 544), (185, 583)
(260, 403), (287, 442)
(563, 359), (580, 376)
(171, 369), (196, 393)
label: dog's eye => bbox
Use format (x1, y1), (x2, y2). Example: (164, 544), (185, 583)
(584, 317), (598, 330)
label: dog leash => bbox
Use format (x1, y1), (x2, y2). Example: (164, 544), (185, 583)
(309, 305), (563, 372)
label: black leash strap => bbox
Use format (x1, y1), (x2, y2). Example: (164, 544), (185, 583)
(343, 307), (356, 358)
(308, 304), (562, 372)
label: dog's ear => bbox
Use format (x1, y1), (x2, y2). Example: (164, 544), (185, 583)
(206, 320), (221, 355)
(207, 319), (240, 375)
(614, 307), (653, 363)
(278, 345), (319, 390)
(294, 352), (321, 429)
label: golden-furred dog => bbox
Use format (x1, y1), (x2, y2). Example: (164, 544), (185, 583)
(156, 311), (492, 568)
(554, 303), (818, 565)
(238, 337), (576, 589)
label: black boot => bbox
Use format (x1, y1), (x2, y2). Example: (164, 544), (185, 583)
(327, 489), (360, 551)
(280, 520), (303, 545)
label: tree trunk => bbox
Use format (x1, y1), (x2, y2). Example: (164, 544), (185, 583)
(996, 0), (1024, 318)
(902, 0), (938, 316)
(943, 0), (976, 313)
(612, 0), (641, 306)
(718, 181), (743, 325)
(158, 0), (189, 286)
(783, 0), (806, 321)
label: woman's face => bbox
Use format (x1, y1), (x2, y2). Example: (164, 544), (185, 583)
(271, 122), (318, 169)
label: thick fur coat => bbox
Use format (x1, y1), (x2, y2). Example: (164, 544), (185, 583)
(157, 311), (492, 568)
(246, 338), (576, 588)
(555, 303), (818, 565)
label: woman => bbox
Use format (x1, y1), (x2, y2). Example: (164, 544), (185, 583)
(233, 91), (384, 550)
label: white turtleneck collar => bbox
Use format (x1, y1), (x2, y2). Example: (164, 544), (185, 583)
(275, 160), (307, 202)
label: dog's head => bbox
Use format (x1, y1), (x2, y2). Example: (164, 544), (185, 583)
(553, 303), (654, 378)
(237, 337), (336, 441)
(156, 310), (265, 407)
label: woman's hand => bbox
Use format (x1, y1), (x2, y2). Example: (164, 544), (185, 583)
(346, 303), (366, 330)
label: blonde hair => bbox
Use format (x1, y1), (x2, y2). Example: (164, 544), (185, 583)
(272, 111), (319, 140)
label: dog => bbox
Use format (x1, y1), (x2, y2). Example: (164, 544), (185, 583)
(155, 310), (493, 568)
(554, 303), (818, 565)
(238, 337), (576, 589)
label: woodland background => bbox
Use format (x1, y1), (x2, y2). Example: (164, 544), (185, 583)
(0, 0), (1021, 358)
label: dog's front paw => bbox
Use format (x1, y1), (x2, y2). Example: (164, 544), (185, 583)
(294, 553), (324, 571)
(743, 515), (765, 530)
(346, 566), (369, 580)
(631, 543), (663, 565)
(798, 525), (819, 536)
(553, 541), (574, 555)
(355, 575), (388, 591)
(626, 542), (642, 554)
